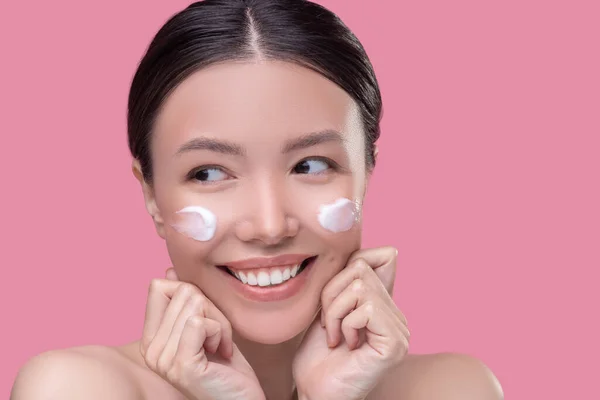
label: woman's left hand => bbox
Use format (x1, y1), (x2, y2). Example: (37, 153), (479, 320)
(292, 247), (410, 400)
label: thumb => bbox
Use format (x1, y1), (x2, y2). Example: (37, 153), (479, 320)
(165, 267), (179, 281)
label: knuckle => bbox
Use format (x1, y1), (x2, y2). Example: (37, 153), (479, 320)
(353, 258), (370, 273)
(187, 314), (204, 329)
(189, 294), (207, 311)
(351, 279), (366, 294)
(385, 246), (399, 258)
(177, 283), (197, 298)
(148, 278), (162, 294)
(364, 301), (375, 315)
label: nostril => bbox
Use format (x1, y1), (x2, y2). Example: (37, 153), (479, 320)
(232, 214), (298, 244)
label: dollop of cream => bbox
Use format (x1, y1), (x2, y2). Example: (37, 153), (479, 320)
(171, 206), (217, 242)
(318, 198), (357, 233)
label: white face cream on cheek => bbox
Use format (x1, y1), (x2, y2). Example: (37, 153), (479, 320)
(171, 206), (217, 242)
(318, 197), (358, 233)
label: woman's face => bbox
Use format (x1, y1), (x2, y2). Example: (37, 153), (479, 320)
(137, 60), (370, 344)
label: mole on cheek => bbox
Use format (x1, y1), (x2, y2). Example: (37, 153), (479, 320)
(317, 198), (357, 233)
(171, 206), (217, 241)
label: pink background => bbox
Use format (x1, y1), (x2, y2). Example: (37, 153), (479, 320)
(1, 0), (598, 398)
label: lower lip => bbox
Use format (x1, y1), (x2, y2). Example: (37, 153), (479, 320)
(219, 258), (316, 302)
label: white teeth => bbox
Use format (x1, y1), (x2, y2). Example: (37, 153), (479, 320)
(257, 271), (270, 287)
(228, 261), (309, 287)
(270, 269), (283, 285)
(291, 264), (299, 277)
(247, 272), (258, 286)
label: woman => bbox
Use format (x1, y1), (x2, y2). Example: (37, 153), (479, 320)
(12, 1), (503, 399)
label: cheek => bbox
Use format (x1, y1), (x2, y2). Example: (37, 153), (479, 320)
(162, 194), (238, 244)
(160, 200), (233, 280)
(294, 195), (362, 264)
(317, 197), (358, 233)
(294, 192), (360, 234)
(171, 206), (217, 241)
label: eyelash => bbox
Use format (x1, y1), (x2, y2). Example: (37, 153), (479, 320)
(185, 164), (228, 185)
(293, 157), (339, 175)
(186, 157), (340, 185)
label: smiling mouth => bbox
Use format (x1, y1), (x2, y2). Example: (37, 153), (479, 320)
(217, 256), (316, 287)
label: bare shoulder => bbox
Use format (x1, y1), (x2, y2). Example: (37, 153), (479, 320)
(11, 345), (144, 400)
(369, 352), (504, 400)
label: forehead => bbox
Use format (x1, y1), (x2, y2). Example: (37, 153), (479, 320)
(152, 60), (362, 152)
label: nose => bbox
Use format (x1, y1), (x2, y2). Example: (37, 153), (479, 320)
(235, 179), (299, 245)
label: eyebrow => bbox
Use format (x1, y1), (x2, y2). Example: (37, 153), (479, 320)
(282, 129), (345, 153)
(175, 137), (245, 157)
(175, 129), (344, 157)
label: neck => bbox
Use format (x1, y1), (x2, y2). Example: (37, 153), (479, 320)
(233, 328), (307, 400)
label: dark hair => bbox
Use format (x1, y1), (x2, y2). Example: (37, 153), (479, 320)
(128, 0), (382, 183)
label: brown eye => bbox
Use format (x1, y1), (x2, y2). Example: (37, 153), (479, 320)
(293, 159), (331, 175)
(192, 167), (229, 182)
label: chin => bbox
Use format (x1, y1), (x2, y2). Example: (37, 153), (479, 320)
(229, 303), (320, 345)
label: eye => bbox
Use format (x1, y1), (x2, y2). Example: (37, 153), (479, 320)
(292, 158), (332, 175)
(189, 167), (230, 183)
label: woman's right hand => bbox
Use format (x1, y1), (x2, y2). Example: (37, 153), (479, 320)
(140, 268), (266, 400)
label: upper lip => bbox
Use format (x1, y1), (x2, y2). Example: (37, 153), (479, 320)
(221, 254), (313, 270)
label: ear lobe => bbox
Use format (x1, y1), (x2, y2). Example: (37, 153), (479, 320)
(373, 145), (379, 163)
(131, 159), (166, 239)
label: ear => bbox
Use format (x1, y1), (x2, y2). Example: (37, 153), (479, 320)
(373, 145), (379, 164)
(132, 159), (166, 239)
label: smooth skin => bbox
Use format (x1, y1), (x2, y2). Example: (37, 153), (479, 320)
(12, 254), (503, 400)
(11, 61), (503, 400)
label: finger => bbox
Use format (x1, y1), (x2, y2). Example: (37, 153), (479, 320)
(203, 305), (233, 359)
(157, 294), (208, 371)
(141, 279), (185, 353)
(143, 279), (232, 360)
(347, 247), (398, 294)
(174, 316), (219, 373)
(347, 246), (398, 267)
(201, 318), (223, 354)
(171, 287), (232, 359)
(324, 279), (365, 348)
(341, 301), (389, 352)
(396, 309), (408, 326)
(321, 258), (389, 324)
(398, 319), (410, 342)
(145, 284), (196, 366)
